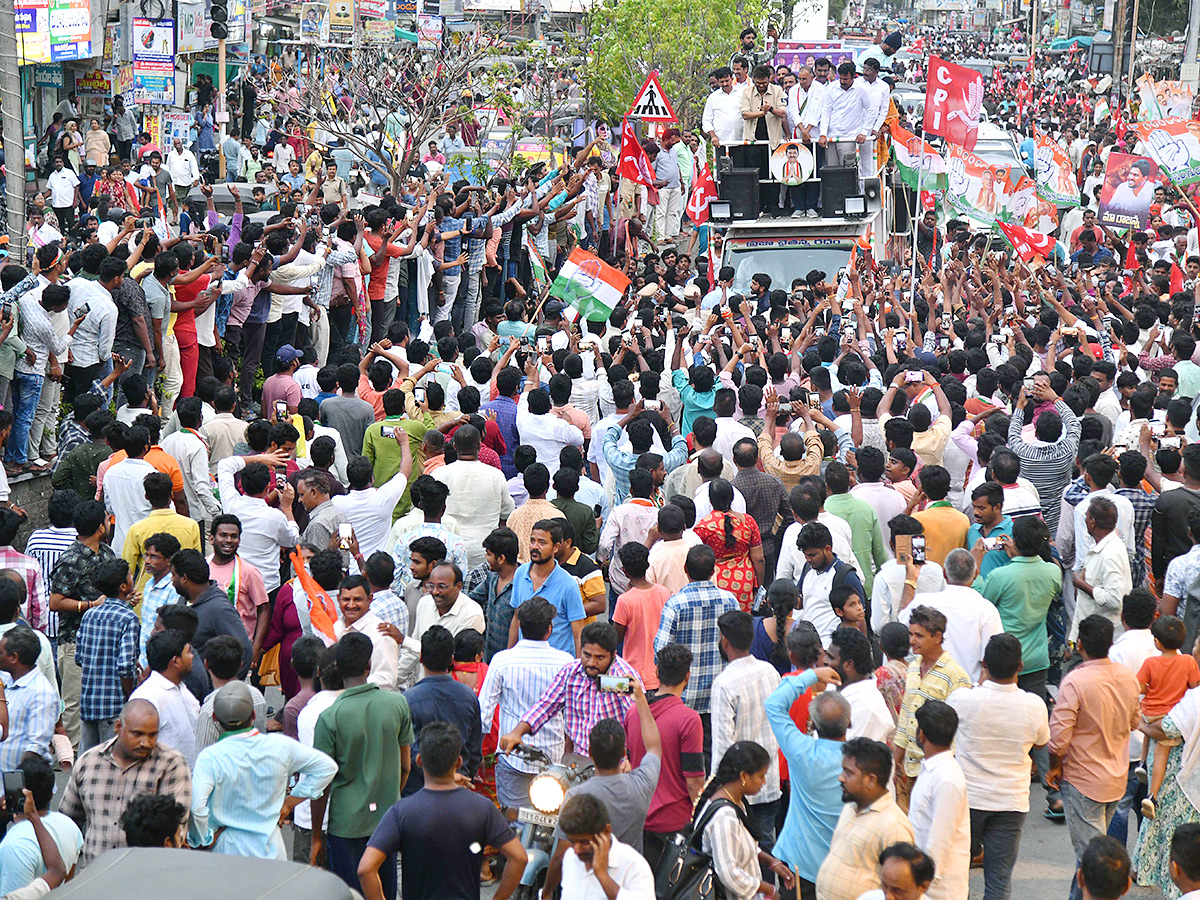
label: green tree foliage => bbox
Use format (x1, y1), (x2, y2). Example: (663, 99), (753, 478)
(584, 0), (771, 128)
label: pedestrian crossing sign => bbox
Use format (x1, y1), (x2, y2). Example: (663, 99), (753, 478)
(627, 72), (677, 123)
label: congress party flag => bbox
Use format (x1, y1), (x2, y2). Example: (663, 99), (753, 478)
(551, 248), (631, 323)
(524, 231), (548, 286)
(924, 57), (984, 150)
(686, 165), (718, 225)
(1033, 131), (1080, 207)
(998, 220), (1056, 263)
(1131, 117), (1200, 187)
(888, 121), (947, 191)
(944, 144), (1032, 227)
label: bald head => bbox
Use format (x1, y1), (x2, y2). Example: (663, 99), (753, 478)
(114, 698), (160, 762)
(121, 698), (159, 726)
(697, 448), (724, 480)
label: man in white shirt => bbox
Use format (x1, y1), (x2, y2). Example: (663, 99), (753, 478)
(1107, 589), (1159, 844)
(711, 389), (755, 458)
(859, 58), (892, 177)
(908, 701), (970, 900)
(331, 451), (412, 561)
(701, 67), (745, 149)
(829, 626), (895, 743)
(434, 425), (515, 568)
(1072, 497), (1132, 643)
(1070, 455), (1136, 570)
(558, 794), (656, 900)
(517, 388), (584, 472)
(65, 255), (121, 399)
(947, 634), (1050, 900)
(44, 156), (80, 230)
(818, 61), (871, 171)
(215, 452), (301, 594)
(130, 628), (200, 766)
(856, 844), (936, 900)
(332, 573), (398, 690)
(103, 425), (156, 554)
(164, 138), (200, 223)
(411, 563), (486, 640)
(900, 549), (1002, 683)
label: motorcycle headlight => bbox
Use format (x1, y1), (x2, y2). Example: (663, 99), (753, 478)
(529, 771), (568, 814)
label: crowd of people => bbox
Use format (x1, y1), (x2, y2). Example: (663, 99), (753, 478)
(6, 18), (1200, 900)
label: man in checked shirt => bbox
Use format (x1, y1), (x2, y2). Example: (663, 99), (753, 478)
(498, 621), (640, 762)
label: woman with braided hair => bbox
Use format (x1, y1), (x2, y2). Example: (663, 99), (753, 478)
(695, 478), (764, 612)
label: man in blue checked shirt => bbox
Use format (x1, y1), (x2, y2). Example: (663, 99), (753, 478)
(75, 558), (140, 753)
(138, 533), (182, 667)
(653, 545), (738, 723)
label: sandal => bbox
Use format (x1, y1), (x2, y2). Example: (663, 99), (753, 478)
(1044, 801), (1065, 821)
(2, 463), (21, 477)
(24, 463), (49, 474)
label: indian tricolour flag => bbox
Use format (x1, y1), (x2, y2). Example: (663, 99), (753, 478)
(550, 248), (630, 323)
(888, 122), (947, 191)
(524, 231), (548, 286)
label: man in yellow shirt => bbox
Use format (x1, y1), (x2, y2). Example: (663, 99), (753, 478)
(912, 464), (970, 567)
(122, 471), (201, 600)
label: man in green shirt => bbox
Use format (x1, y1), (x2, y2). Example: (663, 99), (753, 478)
(362, 389), (430, 519)
(977, 514), (1064, 818)
(311, 631), (415, 897)
(823, 461), (887, 595)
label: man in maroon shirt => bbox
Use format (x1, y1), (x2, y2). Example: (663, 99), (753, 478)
(624, 642), (706, 868)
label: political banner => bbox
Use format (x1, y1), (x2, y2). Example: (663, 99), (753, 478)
(1097, 152), (1161, 230)
(1033, 131), (1080, 206)
(924, 56), (984, 150)
(299, 2), (328, 40)
(1131, 118), (1200, 187)
(131, 17), (175, 105)
(944, 144), (1032, 227)
(1136, 74), (1195, 121)
(416, 13), (440, 48)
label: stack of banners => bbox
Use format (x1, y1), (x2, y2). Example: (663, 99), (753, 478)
(551, 248), (631, 323)
(1033, 131), (1080, 206)
(1136, 75), (1196, 121)
(1131, 118), (1200, 187)
(1097, 152), (1162, 230)
(943, 144), (1038, 228)
(887, 122), (947, 191)
(997, 221), (1057, 263)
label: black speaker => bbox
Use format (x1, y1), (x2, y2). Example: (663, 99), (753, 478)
(718, 169), (761, 220)
(891, 174), (911, 234)
(820, 165), (862, 217)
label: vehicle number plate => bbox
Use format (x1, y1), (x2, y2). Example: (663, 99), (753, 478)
(517, 808), (558, 827)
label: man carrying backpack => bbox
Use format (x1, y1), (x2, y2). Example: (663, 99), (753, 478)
(795, 522), (865, 646)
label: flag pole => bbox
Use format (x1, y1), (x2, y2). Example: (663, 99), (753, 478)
(909, 153), (924, 315)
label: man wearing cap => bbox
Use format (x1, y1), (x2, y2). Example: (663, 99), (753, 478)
(858, 31), (903, 73)
(188, 681), (336, 859)
(262, 345), (304, 422)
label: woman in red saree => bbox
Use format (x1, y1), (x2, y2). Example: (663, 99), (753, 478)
(694, 479), (764, 612)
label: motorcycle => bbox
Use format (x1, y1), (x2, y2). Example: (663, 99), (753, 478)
(506, 742), (593, 900)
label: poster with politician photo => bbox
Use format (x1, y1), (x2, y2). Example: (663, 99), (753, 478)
(1098, 152), (1160, 230)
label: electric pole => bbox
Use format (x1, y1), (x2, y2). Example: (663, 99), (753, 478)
(0, 0), (27, 261)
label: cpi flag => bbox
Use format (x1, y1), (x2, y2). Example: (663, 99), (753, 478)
(1131, 117), (1200, 187)
(1033, 131), (1080, 207)
(1098, 151), (1161, 230)
(924, 57), (984, 150)
(998, 221), (1057, 263)
(617, 118), (654, 187)
(944, 144), (1034, 227)
(686, 165), (718, 225)
(551, 248), (631, 323)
